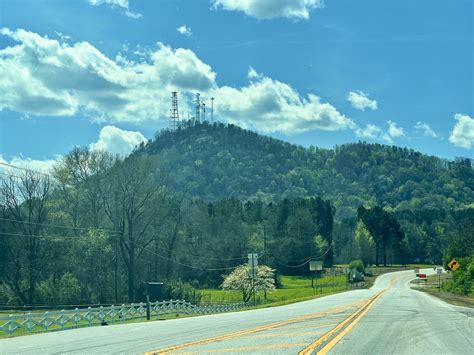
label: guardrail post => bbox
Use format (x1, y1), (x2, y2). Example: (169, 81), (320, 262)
(8, 315), (14, 336)
(145, 296), (151, 321)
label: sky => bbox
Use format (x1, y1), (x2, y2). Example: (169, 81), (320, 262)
(0, 0), (473, 173)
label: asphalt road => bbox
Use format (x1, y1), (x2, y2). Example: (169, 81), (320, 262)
(1, 269), (473, 354)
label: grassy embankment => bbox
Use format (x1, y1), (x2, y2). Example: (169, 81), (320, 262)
(411, 272), (474, 308)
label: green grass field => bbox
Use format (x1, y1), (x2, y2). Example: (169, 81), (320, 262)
(200, 274), (349, 305)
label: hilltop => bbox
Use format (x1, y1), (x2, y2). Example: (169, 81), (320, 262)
(136, 122), (473, 217)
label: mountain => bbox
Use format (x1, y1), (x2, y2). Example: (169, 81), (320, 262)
(136, 122), (473, 217)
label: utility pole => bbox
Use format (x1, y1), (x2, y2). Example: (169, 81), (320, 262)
(263, 224), (267, 300)
(202, 102), (206, 122)
(248, 253), (258, 306)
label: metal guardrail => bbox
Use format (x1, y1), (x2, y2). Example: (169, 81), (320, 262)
(0, 299), (247, 336)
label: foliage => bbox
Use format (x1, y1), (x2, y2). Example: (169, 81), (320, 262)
(0, 124), (472, 306)
(442, 256), (474, 296)
(349, 260), (365, 274)
(139, 123), (473, 217)
(166, 279), (202, 302)
(354, 221), (375, 266)
(221, 265), (275, 302)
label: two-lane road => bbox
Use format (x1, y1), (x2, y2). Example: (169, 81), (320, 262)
(1, 269), (472, 354)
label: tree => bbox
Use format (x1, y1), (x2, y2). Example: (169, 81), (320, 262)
(221, 265), (275, 303)
(1, 171), (50, 304)
(354, 221), (375, 266)
(103, 156), (165, 302)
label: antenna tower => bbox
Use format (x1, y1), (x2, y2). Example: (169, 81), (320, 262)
(210, 97), (215, 123)
(202, 102), (206, 122)
(195, 93), (201, 124)
(170, 91), (179, 131)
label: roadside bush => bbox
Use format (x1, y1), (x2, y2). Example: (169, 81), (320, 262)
(349, 260), (365, 274)
(166, 279), (202, 302)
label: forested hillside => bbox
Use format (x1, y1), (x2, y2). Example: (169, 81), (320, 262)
(1, 122), (473, 306)
(138, 122), (473, 217)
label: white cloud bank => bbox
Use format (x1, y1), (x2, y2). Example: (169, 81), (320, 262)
(449, 113), (474, 149)
(87, 0), (142, 18)
(0, 28), (355, 136)
(0, 155), (58, 175)
(211, 0), (323, 20)
(0, 125), (147, 176)
(0, 28), (216, 123)
(177, 25), (192, 37)
(414, 122), (437, 138)
(347, 91), (378, 111)
(90, 125), (146, 156)
(214, 76), (355, 134)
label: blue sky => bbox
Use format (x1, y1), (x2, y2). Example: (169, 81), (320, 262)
(0, 0), (473, 171)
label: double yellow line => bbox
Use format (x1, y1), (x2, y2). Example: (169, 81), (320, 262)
(144, 303), (360, 355)
(298, 290), (385, 354)
(299, 276), (397, 354)
(146, 276), (397, 355)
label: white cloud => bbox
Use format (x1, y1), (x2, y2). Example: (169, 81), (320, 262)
(0, 28), (357, 136)
(387, 120), (405, 138)
(355, 124), (392, 143)
(0, 28), (216, 123)
(177, 25), (192, 37)
(213, 75), (355, 134)
(247, 66), (261, 80)
(0, 154), (58, 175)
(414, 121), (437, 138)
(90, 125), (146, 156)
(449, 113), (474, 149)
(0, 126), (146, 178)
(211, 0), (323, 20)
(87, 0), (142, 19)
(347, 91), (377, 111)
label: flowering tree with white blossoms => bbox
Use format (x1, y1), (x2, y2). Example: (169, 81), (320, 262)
(221, 264), (276, 303)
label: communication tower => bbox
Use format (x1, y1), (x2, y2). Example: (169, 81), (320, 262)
(195, 93), (201, 124)
(170, 91), (179, 131)
(210, 97), (215, 123)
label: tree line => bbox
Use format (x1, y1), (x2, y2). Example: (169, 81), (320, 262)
(0, 149), (336, 305)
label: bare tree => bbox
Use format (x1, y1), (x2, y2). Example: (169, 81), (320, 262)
(1, 171), (50, 304)
(103, 156), (165, 302)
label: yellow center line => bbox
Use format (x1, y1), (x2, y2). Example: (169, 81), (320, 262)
(299, 274), (398, 355)
(178, 343), (309, 354)
(144, 302), (362, 355)
(242, 330), (327, 338)
(317, 291), (385, 355)
(282, 322), (338, 330)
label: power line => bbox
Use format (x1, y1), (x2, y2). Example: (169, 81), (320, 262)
(136, 243), (239, 271)
(0, 231), (80, 240)
(0, 217), (247, 261)
(273, 245), (333, 268)
(0, 162), (52, 178)
(0, 217), (116, 234)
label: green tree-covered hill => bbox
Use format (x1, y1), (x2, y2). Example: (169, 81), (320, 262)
(138, 122), (473, 217)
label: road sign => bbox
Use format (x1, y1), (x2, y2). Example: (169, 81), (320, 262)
(436, 268), (443, 275)
(309, 260), (323, 271)
(414, 268), (419, 274)
(248, 253), (258, 277)
(419, 273), (427, 279)
(448, 259), (460, 271)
